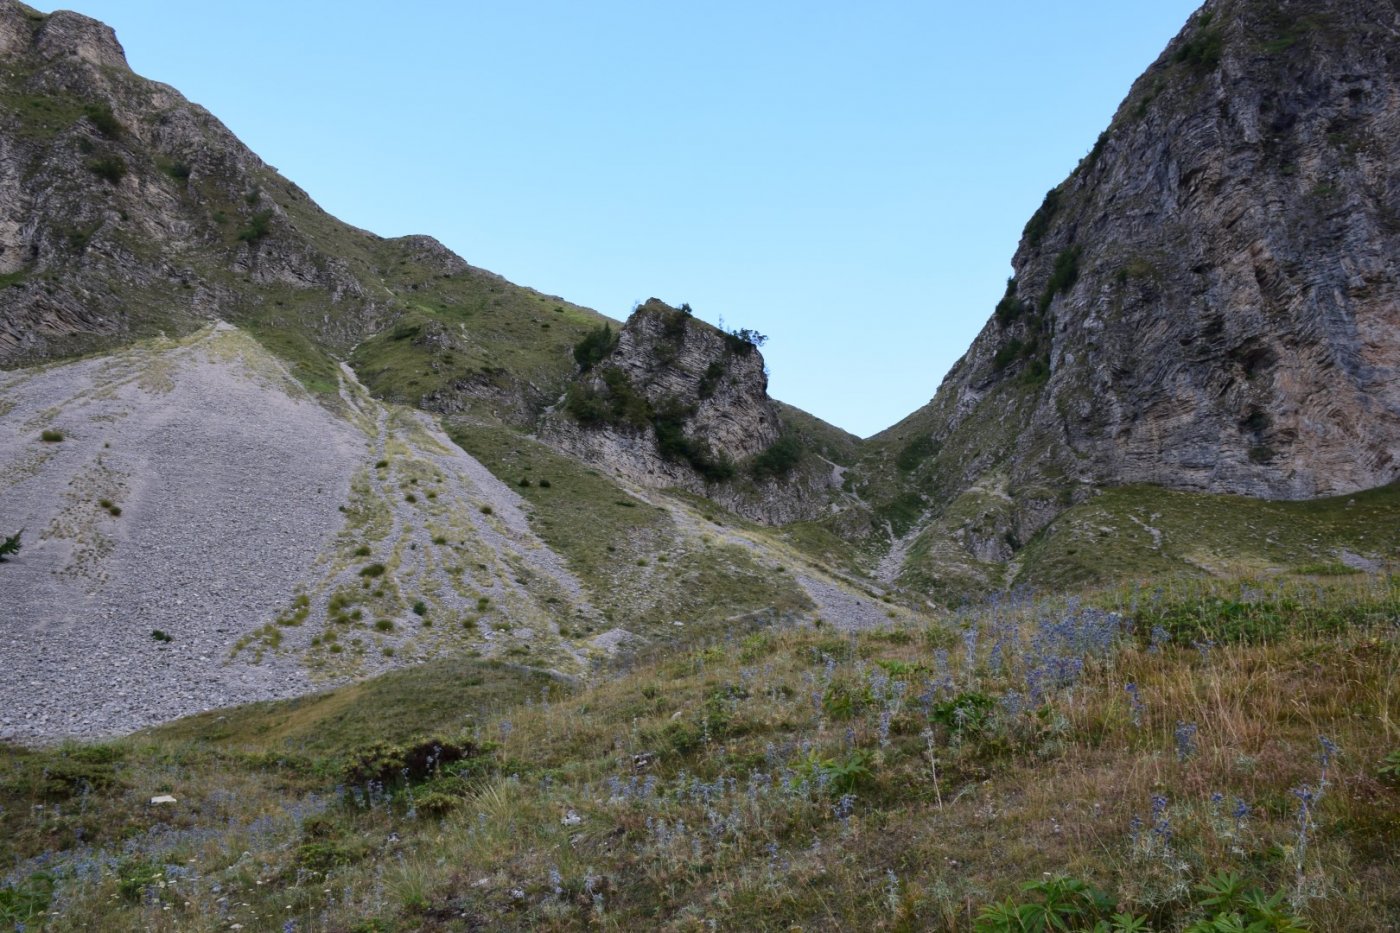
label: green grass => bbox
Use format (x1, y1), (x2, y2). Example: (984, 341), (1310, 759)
(144, 656), (570, 756)
(1016, 481), (1400, 591)
(447, 423), (812, 635)
(3, 575), (1396, 929)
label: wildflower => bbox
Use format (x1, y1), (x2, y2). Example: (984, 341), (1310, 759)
(885, 869), (900, 912)
(1173, 721), (1198, 761)
(1124, 682), (1144, 728)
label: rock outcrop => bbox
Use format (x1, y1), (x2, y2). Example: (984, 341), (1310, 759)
(539, 299), (842, 524)
(872, 0), (1400, 584)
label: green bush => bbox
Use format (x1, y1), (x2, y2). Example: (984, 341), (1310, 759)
(236, 210), (273, 243)
(1040, 245), (1082, 311)
(896, 435), (938, 472)
(1023, 187), (1061, 247)
(86, 155), (126, 185)
(572, 324), (618, 371)
(749, 434), (802, 481)
(39, 429), (63, 442)
(343, 738), (480, 787)
(1175, 14), (1223, 71)
(0, 529), (21, 562)
(82, 102), (122, 138)
(697, 360), (726, 399)
(994, 277), (1027, 326)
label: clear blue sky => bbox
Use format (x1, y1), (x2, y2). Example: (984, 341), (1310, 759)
(40, 1), (1202, 437)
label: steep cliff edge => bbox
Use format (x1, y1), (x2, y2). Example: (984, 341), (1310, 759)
(866, 0), (1400, 591)
(539, 299), (850, 524)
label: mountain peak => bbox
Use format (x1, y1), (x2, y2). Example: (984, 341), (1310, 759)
(2, 2), (129, 71)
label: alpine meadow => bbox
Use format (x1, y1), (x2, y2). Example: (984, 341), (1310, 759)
(1, 1), (1399, 930)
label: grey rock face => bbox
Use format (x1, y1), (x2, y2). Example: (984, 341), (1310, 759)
(888, 0), (1400, 535)
(0, 0), (387, 362)
(540, 299), (837, 524)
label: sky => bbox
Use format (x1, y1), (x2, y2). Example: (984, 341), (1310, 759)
(38, 0), (1203, 437)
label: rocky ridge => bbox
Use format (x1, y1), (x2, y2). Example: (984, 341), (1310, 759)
(539, 299), (845, 525)
(868, 0), (1400, 588)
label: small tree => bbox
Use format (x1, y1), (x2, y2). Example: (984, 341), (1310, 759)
(0, 529), (21, 562)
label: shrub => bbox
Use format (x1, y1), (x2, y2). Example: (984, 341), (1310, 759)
(723, 327), (767, 355)
(1040, 245), (1082, 311)
(994, 277), (1026, 327)
(86, 155), (126, 185)
(236, 210), (273, 243)
(896, 435), (938, 472)
(411, 600), (427, 617)
(572, 324), (618, 370)
(537, 478), (551, 488)
(992, 338), (1026, 372)
(150, 629), (172, 643)
(749, 433), (802, 481)
(358, 563), (386, 578)
(82, 102), (122, 138)
(0, 530), (21, 562)
(1175, 14), (1223, 71)
(374, 619), (394, 632)
(40, 429), (63, 442)
(1023, 187), (1061, 247)
(162, 160), (191, 181)
(697, 360), (726, 399)
(343, 739), (481, 787)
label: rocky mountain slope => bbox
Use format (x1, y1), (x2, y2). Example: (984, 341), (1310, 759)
(0, 0), (606, 426)
(538, 298), (854, 524)
(864, 0), (1400, 593)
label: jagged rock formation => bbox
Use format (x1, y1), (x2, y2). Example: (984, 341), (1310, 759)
(539, 299), (845, 524)
(0, 1), (602, 425)
(870, 0), (1400, 587)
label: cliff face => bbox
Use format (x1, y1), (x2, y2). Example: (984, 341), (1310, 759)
(0, 1), (608, 426)
(539, 299), (844, 524)
(871, 0), (1400, 582)
(0, 1), (385, 360)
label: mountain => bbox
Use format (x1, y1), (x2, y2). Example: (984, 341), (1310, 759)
(4, 0), (1400, 752)
(0, 0), (897, 745)
(538, 298), (855, 524)
(861, 0), (1400, 594)
(3, 2), (1400, 929)
(0, 0), (612, 426)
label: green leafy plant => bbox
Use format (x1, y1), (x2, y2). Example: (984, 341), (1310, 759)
(572, 324), (618, 371)
(974, 877), (1122, 931)
(1378, 749), (1400, 785)
(1183, 871), (1308, 932)
(82, 102), (122, 138)
(86, 155), (126, 184)
(749, 433), (802, 481)
(0, 529), (21, 562)
(40, 429), (63, 442)
(236, 209), (273, 243)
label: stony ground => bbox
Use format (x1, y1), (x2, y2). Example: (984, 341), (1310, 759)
(0, 325), (363, 742)
(0, 324), (904, 744)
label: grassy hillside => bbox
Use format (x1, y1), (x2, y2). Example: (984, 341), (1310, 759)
(1016, 481), (1400, 591)
(4, 573), (1397, 930)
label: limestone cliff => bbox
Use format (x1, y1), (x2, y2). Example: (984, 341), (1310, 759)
(539, 299), (846, 524)
(869, 0), (1400, 586)
(0, 1), (604, 425)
